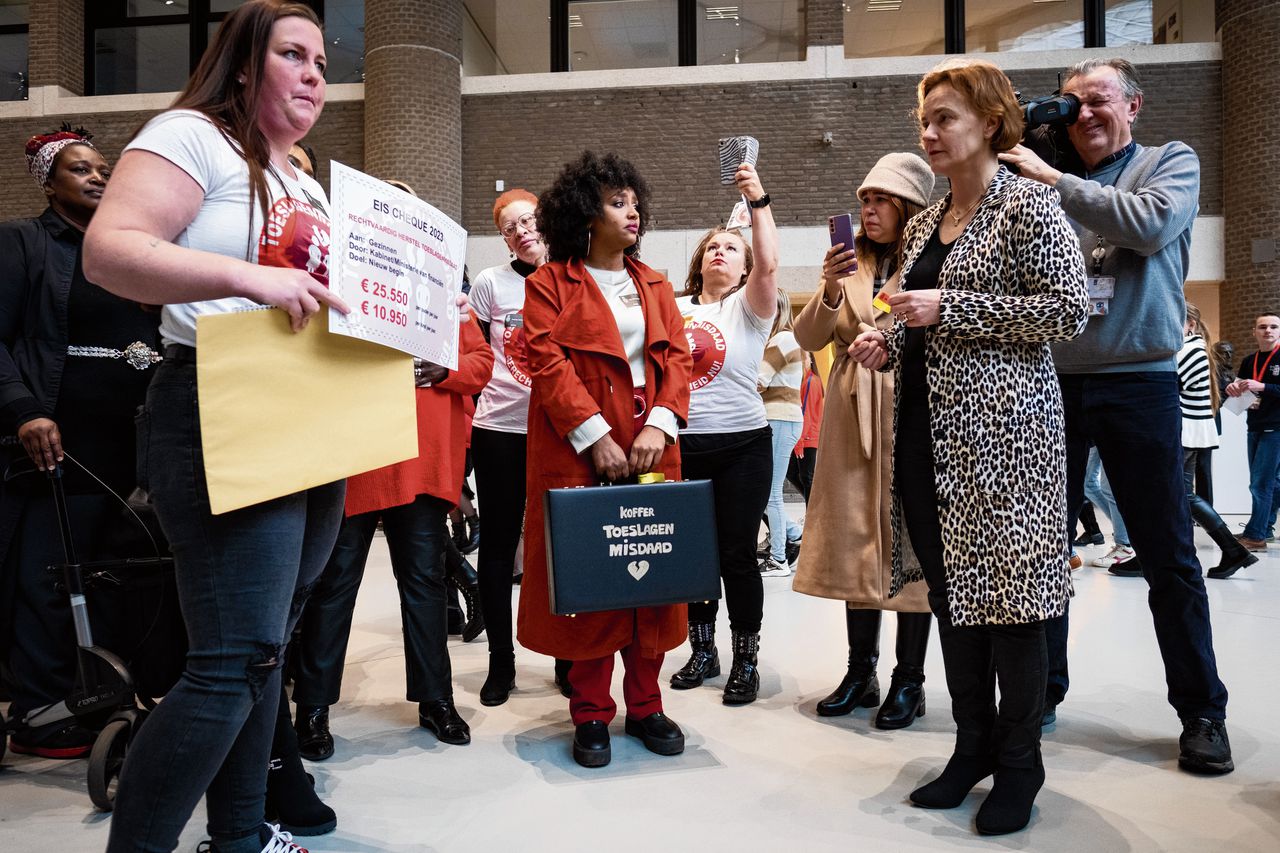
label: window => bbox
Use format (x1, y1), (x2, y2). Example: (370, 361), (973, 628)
(965, 0), (1083, 53)
(568, 0), (679, 71)
(697, 1), (804, 66)
(1107, 0), (1217, 46)
(87, 1), (363, 96)
(0, 0), (27, 101)
(844, 0), (945, 58)
(464, 1), (552, 75)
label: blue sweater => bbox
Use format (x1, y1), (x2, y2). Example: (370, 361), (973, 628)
(1050, 141), (1199, 373)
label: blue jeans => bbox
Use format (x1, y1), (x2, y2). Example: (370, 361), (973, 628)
(1083, 446), (1129, 545)
(765, 419), (803, 561)
(107, 361), (344, 853)
(1046, 372), (1227, 720)
(1243, 430), (1280, 540)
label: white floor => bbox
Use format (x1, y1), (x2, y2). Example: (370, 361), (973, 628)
(2, 509), (1279, 853)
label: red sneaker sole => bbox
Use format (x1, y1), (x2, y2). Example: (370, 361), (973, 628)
(8, 739), (92, 759)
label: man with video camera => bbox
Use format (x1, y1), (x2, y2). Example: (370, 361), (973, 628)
(999, 58), (1232, 776)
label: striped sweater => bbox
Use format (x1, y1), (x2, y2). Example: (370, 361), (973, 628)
(758, 330), (804, 422)
(1177, 333), (1218, 449)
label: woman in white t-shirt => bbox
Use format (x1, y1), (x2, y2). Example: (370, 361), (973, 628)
(670, 162), (778, 706)
(757, 287), (805, 574)
(83, 5), (349, 852)
(468, 188), (548, 706)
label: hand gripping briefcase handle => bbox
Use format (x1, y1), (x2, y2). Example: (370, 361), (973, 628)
(543, 476), (721, 616)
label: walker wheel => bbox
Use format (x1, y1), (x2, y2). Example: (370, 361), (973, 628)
(88, 719), (131, 811)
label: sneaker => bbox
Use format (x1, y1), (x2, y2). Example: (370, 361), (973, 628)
(1235, 534), (1267, 552)
(784, 537), (801, 567)
(8, 722), (94, 759)
(197, 823), (310, 853)
(759, 556), (792, 577)
(1068, 553), (1083, 572)
(1091, 544), (1135, 568)
(1178, 718), (1234, 775)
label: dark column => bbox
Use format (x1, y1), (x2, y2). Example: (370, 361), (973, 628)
(362, 0), (463, 220)
(1218, 0), (1280, 347)
(805, 1), (844, 48)
(27, 0), (84, 95)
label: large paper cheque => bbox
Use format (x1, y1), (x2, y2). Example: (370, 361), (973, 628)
(327, 161), (467, 369)
(196, 309), (417, 515)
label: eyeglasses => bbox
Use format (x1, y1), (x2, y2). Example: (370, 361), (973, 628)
(500, 212), (538, 237)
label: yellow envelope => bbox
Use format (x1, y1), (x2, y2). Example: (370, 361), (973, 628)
(196, 309), (417, 515)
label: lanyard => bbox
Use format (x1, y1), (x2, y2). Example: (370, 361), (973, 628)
(1253, 347), (1280, 383)
(1090, 237), (1107, 275)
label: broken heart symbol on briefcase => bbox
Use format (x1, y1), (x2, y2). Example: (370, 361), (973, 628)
(627, 560), (650, 580)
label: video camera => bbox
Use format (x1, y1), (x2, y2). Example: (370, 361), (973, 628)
(1015, 90), (1085, 177)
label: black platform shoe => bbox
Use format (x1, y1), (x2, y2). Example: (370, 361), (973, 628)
(294, 705), (334, 762)
(480, 655), (516, 706)
(874, 678), (925, 729)
(418, 699), (471, 745)
(670, 621), (719, 689)
(624, 712), (685, 755)
(722, 630), (760, 705)
(573, 720), (611, 767)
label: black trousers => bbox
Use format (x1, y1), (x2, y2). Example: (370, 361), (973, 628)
(470, 427), (527, 662)
(786, 448), (817, 504)
(681, 427), (772, 635)
(896, 402), (1045, 768)
(292, 494), (453, 706)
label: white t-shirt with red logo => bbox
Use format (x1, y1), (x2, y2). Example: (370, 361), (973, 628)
(125, 109), (332, 348)
(676, 289), (771, 434)
(470, 260), (534, 433)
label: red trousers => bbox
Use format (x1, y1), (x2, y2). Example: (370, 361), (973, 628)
(567, 643), (664, 725)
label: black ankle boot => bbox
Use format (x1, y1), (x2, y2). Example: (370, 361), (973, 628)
(294, 704), (334, 762)
(817, 608), (880, 717)
(268, 688), (336, 835)
(480, 654), (516, 706)
(975, 763), (1045, 835)
(670, 621), (719, 689)
(446, 547), (485, 642)
(1206, 524), (1259, 579)
(909, 753), (994, 809)
(875, 677), (925, 729)
(723, 630), (760, 705)
(554, 658), (573, 698)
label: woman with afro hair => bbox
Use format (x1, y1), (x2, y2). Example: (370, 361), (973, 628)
(516, 151), (693, 768)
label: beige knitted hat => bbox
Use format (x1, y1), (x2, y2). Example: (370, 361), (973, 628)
(857, 152), (934, 209)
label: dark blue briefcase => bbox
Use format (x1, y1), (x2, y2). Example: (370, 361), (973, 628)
(543, 479), (721, 616)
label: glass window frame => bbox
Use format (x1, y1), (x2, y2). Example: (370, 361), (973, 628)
(0, 10), (28, 101)
(85, 1), (327, 96)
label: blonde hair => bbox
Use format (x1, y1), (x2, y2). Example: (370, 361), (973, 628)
(1186, 302), (1220, 415)
(770, 288), (794, 338)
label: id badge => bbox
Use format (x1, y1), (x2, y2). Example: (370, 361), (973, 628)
(1089, 299), (1110, 317)
(1086, 275), (1115, 300)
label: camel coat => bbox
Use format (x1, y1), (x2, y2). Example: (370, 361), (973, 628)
(791, 262), (929, 612)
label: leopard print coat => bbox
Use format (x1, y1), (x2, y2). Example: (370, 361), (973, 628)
(884, 167), (1089, 626)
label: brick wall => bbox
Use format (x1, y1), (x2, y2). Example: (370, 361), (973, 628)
(0, 102), (365, 222)
(27, 0), (84, 94)
(805, 1), (844, 47)
(1219, 0), (1280, 350)
(460, 61), (1222, 234)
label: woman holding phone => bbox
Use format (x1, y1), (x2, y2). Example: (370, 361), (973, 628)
(670, 162), (778, 706)
(850, 61), (1087, 834)
(517, 151), (693, 768)
(793, 153), (936, 730)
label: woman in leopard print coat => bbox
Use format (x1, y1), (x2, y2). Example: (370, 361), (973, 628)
(853, 61), (1087, 836)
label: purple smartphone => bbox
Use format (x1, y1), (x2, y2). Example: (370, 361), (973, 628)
(828, 213), (856, 250)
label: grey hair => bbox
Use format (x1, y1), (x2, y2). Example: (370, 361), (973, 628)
(1064, 58), (1143, 101)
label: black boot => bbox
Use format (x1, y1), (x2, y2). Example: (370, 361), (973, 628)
(723, 630), (760, 705)
(909, 753), (994, 809)
(294, 704), (334, 762)
(1072, 500), (1104, 546)
(816, 609), (880, 717)
(670, 621), (719, 689)
(554, 658), (573, 697)
(975, 762), (1045, 835)
(268, 685), (337, 836)
(446, 543), (485, 642)
(480, 653), (516, 706)
(1206, 523), (1259, 579)
(875, 611), (930, 730)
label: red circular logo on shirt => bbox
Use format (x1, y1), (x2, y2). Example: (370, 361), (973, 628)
(258, 197), (330, 284)
(685, 318), (726, 391)
(503, 314), (532, 388)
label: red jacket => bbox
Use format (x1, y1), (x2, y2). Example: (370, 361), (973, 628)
(517, 257), (692, 659)
(344, 316), (493, 516)
(794, 366), (824, 455)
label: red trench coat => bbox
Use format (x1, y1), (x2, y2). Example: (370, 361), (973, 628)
(517, 256), (693, 660)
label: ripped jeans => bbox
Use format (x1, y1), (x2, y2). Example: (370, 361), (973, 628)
(106, 359), (344, 853)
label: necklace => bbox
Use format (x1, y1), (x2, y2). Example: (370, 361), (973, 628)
(948, 197), (979, 226)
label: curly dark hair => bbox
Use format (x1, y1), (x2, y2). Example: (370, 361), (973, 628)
(536, 151), (651, 262)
